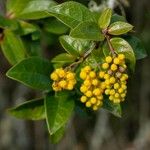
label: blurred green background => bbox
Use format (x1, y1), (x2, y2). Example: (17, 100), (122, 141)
(0, 0), (150, 150)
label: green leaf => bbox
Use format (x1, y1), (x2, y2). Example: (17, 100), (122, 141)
(0, 14), (18, 30)
(123, 35), (147, 60)
(45, 92), (74, 135)
(44, 18), (69, 35)
(50, 126), (65, 144)
(103, 37), (136, 71)
(51, 53), (76, 64)
(111, 14), (126, 23)
(70, 21), (104, 41)
(59, 35), (94, 57)
(102, 98), (122, 117)
(48, 1), (96, 28)
(6, 57), (52, 90)
(1, 29), (26, 65)
(98, 8), (112, 29)
(108, 21), (133, 35)
(24, 40), (42, 56)
(7, 0), (57, 20)
(17, 21), (38, 36)
(8, 99), (45, 120)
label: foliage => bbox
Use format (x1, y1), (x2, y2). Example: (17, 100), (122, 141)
(0, 0), (147, 144)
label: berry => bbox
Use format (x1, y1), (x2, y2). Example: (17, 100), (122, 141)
(113, 58), (120, 65)
(102, 63), (109, 69)
(80, 71), (87, 80)
(99, 71), (105, 78)
(89, 71), (96, 78)
(109, 77), (116, 84)
(118, 54), (125, 60)
(50, 72), (58, 81)
(86, 101), (92, 107)
(90, 97), (97, 104)
(85, 91), (93, 97)
(105, 56), (112, 63)
(111, 64), (118, 71)
(80, 96), (87, 103)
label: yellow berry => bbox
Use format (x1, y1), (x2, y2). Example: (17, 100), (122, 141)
(109, 95), (114, 101)
(104, 74), (110, 79)
(83, 66), (91, 72)
(89, 71), (96, 78)
(85, 90), (93, 97)
(105, 79), (110, 85)
(114, 83), (120, 89)
(66, 72), (75, 80)
(105, 89), (110, 95)
(118, 54), (125, 60)
(111, 64), (118, 71)
(92, 79), (99, 86)
(99, 71), (105, 78)
(105, 56), (112, 63)
(84, 79), (91, 87)
(93, 88), (101, 96)
(96, 100), (103, 107)
(113, 58), (120, 65)
(67, 84), (74, 90)
(101, 82), (106, 90)
(121, 84), (127, 90)
(97, 95), (103, 100)
(50, 72), (59, 81)
(93, 105), (98, 111)
(57, 69), (65, 78)
(114, 93), (120, 98)
(86, 101), (92, 107)
(52, 83), (61, 91)
(80, 71), (87, 80)
(90, 97), (97, 104)
(109, 77), (116, 84)
(121, 93), (126, 98)
(118, 88), (124, 94)
(58, 80), (67, 88)
(110, 89), (115, 95)
(102, 63), (109, 70)
(80, 96), (87, 103)
(80, 85), (88, 93)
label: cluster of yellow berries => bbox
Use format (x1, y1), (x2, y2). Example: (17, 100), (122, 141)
(80, 66), (104, 111)
(100, 54), (128, 103)
(50, 68), (76, 91)
(79, 54), (128, 110)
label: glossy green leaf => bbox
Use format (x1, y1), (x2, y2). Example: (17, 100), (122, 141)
(123, 35), (147, 60)
(48, 1), (96, 28)
(0, 14), (18, 30)
(103, 37), (136, 71)
(1, 29), (26, 65)
(50, 126), (65, 144)
(51, 53), (76, 65)
(44, 18), (69, 35)
(8, 99), (45, 120)
(6, 57), (52, 90)
(24, 40), (42, 56)
(7, 0), (56, 20)
(98, 8), (112, 29)
(108, 21), (133, 35)
(59, 35), (94, 57)
(102, 98), (122, 117)
(45, 92), (74, 135)
(70, 21), (104, 41)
